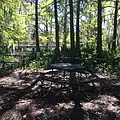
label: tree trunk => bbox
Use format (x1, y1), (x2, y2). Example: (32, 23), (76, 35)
(76, 0), (80, 57)
(97, 0), (102, 58)
(63, 0), (68, 55)
(50, 17), (53, 33)
(54, 0), (60, 59)
(112, 0), (118, 51)
(46, 19), (48, 33)
(35, 0), (40, 57)
(69, 0), (75, 63)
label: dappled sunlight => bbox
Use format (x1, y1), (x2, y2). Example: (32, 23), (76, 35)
(55, 102), (74, 109)
(82, 102), (100, 111)
(31, 108), (46, 117)
(0, 76), (29, 88)
(82, 94), (120, 116)
(106, 104), (120, 113)
(30, 102), (74, 119)
(0, 110), (23, 120)
(94, 95), (119, 104)
(0, 69), (42, 89)
(1, 0), (120, 119)
(15, 99), (33, 111)
(0, 76), (17, 85)
(1, 70), (120, 119)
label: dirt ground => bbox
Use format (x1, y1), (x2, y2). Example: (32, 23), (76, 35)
(0, 69), (120, 120)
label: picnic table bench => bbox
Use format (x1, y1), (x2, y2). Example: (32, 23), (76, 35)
(40, 69), (58, 75)
(39, 69), (70, 89)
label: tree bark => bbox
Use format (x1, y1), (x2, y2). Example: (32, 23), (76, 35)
(35, 0), (40, 55)
(112, 0), (118, 51)
(63, 0), (68, 55)
(76, 0), (80, 57)
(54, 0), (60, 58)
(97, 0), (102, 58)
(69, 0), (75, 63)
(46, 19), (48, 33)
(50, 17), (53, 33)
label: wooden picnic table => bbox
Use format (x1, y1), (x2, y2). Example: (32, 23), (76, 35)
(41, 63), (104, 88)
(50, 63), (96, 88)
(50, 63), (97, 105)
(39, 63), (88, 89)
(39, 63), (109, 106)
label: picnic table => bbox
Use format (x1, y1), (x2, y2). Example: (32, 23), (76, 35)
(50, 63), (91, 79)
(39, 63), (99, 104)
(39, 63), (100, 89)
(39, 62), (112, 106)
(50, 63), (99, 105)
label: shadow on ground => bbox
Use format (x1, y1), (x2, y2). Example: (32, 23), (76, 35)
(0, 69), (120, 120)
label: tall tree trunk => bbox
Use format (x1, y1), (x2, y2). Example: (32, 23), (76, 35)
(112, 0), (118, 51)
(19, 5), (21, 14)
(76, 0), (80, 57)
(69, 0), (75, 63)
(46, 1), (48, 34)
(50, 17), (53, 33)
(46, 19), (48, 33)
(35, 0), (40, 56)
(54, 0), (60, 58)
(50, 6), (53, 33)
(63, 0), (67, 55)
(97, 0), (102, 58)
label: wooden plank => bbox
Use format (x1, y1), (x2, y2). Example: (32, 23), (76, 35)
(40, 69), (58, 75)
(94, 73), (108, 79)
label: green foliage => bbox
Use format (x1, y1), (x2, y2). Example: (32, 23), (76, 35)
(0, 0), (31, 48)
(26, 46), (54, 69)
(28, 60), (44, 70)
(4, 56), (18, 63)
(0, 0), (119, 72)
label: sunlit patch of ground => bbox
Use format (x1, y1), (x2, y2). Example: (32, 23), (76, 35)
(0, 76), (30, 89)
(21, 93), (120, 120)
(0, 69), (41, 88)
(82, 95), (120, 111)
(0, 110), (23, 120)
(30, 102), (74, 119)
(19, 92), (120, 120)
(82, 95), (120, 120)
(0, 76), (18, 85)
(15, 99), (33, 110)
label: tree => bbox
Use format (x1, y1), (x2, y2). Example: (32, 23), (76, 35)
(69, 0), (75, 63)
(54, 0), (60, 59)
(112, 0), (118, 51)
(76, 0), (81, 57)
(35, 0), (40, 57)
(63, 0), (68, 55)
(97, 0), (102, 58)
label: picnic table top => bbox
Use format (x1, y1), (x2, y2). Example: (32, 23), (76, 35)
(51, 63), (87, 72)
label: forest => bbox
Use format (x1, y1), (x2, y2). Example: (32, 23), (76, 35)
(0, 0), (120, 120)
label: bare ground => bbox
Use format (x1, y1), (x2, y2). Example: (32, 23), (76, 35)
(0, 69), (120, 120)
